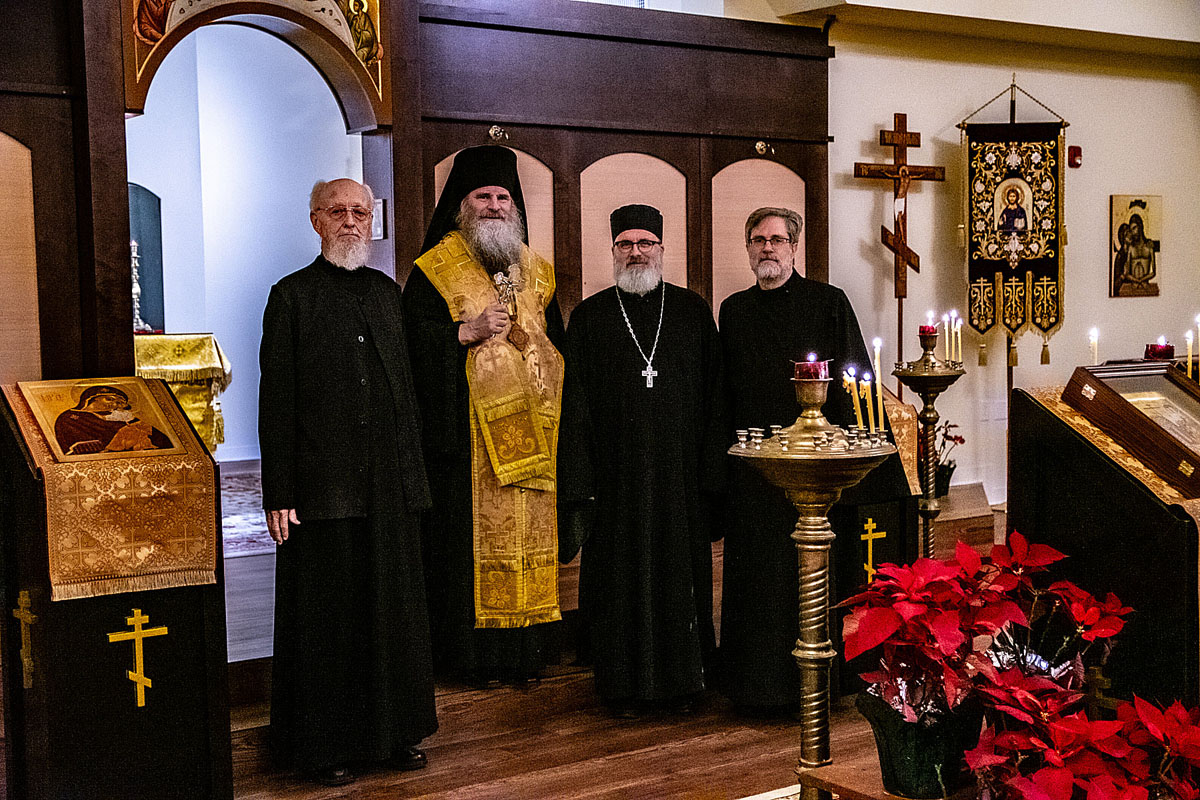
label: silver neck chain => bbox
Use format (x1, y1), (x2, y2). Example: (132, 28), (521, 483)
(614, 283), (665, 371)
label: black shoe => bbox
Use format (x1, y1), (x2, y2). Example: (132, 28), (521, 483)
(394, 746), (428, 771)
(669, 697), (695, 715)
(470, 671), (503, 690)
(312, 765), (355, 786)
(609, 701), (639, 719)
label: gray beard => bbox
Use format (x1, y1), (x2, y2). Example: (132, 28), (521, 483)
(458, 207), (525, 273)
(325, 238), (370, 270)
(753, 259), (788, 284)
(614, 264), (662, 296)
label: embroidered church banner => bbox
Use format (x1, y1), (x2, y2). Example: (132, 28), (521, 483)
(964, 122), (1065, 342)
(3, 378), (217, 601)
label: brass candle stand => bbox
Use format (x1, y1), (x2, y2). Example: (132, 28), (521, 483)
(892, 329), (965, 559)
(730, 375), (895, 792)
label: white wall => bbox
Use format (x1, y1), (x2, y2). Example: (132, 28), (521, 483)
(725, 3), (1200, 504)
(127, 24), (362, 463)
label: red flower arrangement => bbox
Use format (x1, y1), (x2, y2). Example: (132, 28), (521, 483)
(840, 533), (1200, 798)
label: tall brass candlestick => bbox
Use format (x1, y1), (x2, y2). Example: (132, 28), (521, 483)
(730, 376), (894, 795)
(893, 327), (965, 558)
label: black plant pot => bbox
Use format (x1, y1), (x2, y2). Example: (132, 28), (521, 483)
(855, 692), (983, 799)
(934, 463), (956, 498)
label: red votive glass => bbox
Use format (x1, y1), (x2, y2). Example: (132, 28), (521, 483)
(1145, 343), (1175, 360)
(794, 359), (830, 380)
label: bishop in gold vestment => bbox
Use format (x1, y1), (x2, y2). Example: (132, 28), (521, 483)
(404, 146), (567, 685)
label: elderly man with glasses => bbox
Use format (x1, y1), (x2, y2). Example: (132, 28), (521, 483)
(258, 178), (436, 785)
(562, 203), (726, 717)
(717, 206), (908, 716)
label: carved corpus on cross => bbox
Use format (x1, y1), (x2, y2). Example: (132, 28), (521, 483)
(853, 113), (945, 298)
(107, 608), (169, 707)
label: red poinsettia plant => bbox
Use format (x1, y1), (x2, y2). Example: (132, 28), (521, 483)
(842, 531), (1200, 799)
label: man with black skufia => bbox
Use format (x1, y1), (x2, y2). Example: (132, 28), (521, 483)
(259, 178), (435, 787)
(404, 145), (572, 689)
(563, 203), (726, 717)
(718, 206), (910, 716)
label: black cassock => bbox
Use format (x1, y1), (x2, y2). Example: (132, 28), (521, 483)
(718, 270), (909, 710)
(402, 266), (566, 679)
(259, 258), (436, 770)
(564, 282), (726, 703)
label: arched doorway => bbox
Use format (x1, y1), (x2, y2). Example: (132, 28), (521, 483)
(126, 21), (371, 663)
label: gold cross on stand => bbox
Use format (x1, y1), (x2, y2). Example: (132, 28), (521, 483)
(107, 608), (169, 707)
(12, 591), (37, 689)
(860, 517), (887, 583)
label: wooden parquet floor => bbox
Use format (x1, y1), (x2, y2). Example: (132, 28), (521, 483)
(232, 670), (876, 800)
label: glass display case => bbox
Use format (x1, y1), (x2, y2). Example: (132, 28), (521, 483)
(1062, 360), (1200, 498)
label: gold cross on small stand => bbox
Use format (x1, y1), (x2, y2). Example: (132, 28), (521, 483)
(12, 591), (37, 689)
(107, 608), (169, 707)
(860, 518), (887, 582)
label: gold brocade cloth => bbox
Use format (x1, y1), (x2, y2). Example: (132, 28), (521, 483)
(134, 333), (233, 452)
(1027, 387), (1200, 525)
(416, 233), (563, 628)
(3, 378), (218, 601)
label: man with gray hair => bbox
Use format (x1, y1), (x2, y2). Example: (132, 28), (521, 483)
(259, 177), (435, 785)
(718, 205), (907, 714)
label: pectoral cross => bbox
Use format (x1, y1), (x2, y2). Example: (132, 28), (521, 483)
(642, 366), (657, 388)
(853, 113), (945, 299)
(107, 608), (169, 707)
(861, 518), (887, 582)
(12, 591), (36, 689)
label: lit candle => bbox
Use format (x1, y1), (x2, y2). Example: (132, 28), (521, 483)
(872, 337), (885, 428)
(949, 310), (959, 362)
(1188, 331), (1194, 379)
(942, 314), (951, 361)
(860, 373), (876, 433)
(1089, 328), (1099, 365)
(845, 368), (865, 429)
(794, 353), (829, 380)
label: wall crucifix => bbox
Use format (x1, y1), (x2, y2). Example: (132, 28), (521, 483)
(854, 113), (945, 299)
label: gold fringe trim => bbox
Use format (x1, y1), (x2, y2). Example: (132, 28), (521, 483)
(52, 569), (216, 602)
(472, 608), (563, 629)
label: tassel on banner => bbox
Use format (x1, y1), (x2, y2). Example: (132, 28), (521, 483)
(1041, 341), (1050, 364)
(978, 342), (988, 366)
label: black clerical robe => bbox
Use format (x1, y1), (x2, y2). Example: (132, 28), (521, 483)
(259, 257), (436, 770)
(402, 263), (567, 679)
(718, 270), (908, 710)
(565, 282), (726, 703)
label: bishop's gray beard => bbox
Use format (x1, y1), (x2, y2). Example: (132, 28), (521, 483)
(613, 258), (663, 296)
(324, 238), (370, 270)
(458, 205), (525, 274)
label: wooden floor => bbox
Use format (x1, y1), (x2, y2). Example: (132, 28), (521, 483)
(232, 670), (877, 800)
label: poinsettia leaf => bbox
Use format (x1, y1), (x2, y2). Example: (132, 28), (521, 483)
(1031, 765), (1076, 800)
(842, 607), (903, 661)
(956, 541), (982, 576)
(1133, 696), (1167, 742)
